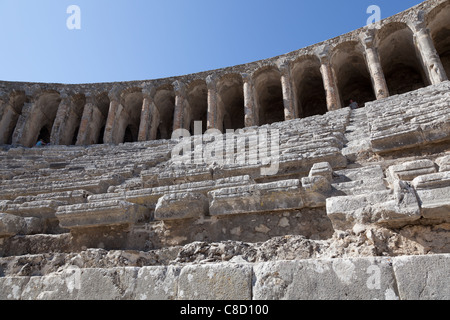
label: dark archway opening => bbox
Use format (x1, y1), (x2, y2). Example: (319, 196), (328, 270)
(254, 67), (285, 126)
(378, 23), (428, 96)
(123, 126), (134, 143)
(291, 57), (328, 118)
(37, 126), (51, 145)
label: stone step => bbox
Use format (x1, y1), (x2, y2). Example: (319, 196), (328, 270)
(56, 200), (150, 230)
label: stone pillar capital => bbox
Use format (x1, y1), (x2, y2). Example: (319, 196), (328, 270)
(141, 84), (156, 100)
(360, 29), (377, 49)
(108, 85), (123, 102)
(206, 75), (217, 91)
(172, 80), (187, 97)
(315, 45), (332, 64)
(241, 73), (253, 84)
(277, 60), (291, 76)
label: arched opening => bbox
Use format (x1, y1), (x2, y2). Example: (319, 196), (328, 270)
(71, 126), (80, 145)
(98, 125), (106, 145)
(253, 66), (284, 126)
(118, 89), (143, 144)
(123, 125), (134, 143)
(427, 1), (450, 78)
(217, 74), (245, 131)
(291, 56), (328, 118)
(186, 80), (208, 135)
(377, 22), (428, 95)
(154, 84), (175, 140)
(331, 42), (376, 108)
(16, 91), (61, 148)
(37, 126), (51, 144)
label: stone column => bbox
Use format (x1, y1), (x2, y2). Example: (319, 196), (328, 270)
(103, 86), (122, 144)
(138, 85), (158, 142)
(278, 62), (296, 120)
(316, 45), (342, 111)
(206, 75), (219, 131)
(172, 80), (187, 131)
(411, 13), (448, 85)
(50, 92), (71, 145)
(360, 29), (390, 100)
(11, 85), (41, 147)
(242, 73), (257, 127)
(76, 93), (95, 146)
(0, 93), (18, 145)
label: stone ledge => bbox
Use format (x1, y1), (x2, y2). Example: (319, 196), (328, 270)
(55, 200), (149, 230)
(1, 254), (448, 300)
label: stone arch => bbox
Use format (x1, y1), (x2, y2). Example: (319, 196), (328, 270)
(291, 55), (328, 118)
(427, 0), (450, 78)
(216, 73), (245, 131)
(330, 41), (376, 108)
(253, 65), (284, 126)
(118, 87), (143, 143)
(377, 22), (428, 95)
(0, 90), (27, 145)
(186, 79), (208, 135)
(154, 84), (175, 140)
(14, 90), (61, 148)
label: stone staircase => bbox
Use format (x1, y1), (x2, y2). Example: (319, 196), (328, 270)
(0, 82), (450, 300)
(342, 107), (372, 161)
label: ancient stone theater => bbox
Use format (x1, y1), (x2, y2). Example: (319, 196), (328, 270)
(0, 0), (449, 300)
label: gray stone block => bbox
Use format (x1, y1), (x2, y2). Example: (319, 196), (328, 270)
(393, 254), (450, 300)
(178, 263), (253, 300)
(253, 257), (398, 300)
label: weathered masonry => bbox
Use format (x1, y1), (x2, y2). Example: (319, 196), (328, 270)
(1, 0), (450, 147)
(0, 0), (449, 301)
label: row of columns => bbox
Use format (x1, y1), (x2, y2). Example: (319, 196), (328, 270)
(1, 15), (448, 147)
(94, 19), (450, 143)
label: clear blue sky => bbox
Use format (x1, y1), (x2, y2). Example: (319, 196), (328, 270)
(0, 0), (424, 84)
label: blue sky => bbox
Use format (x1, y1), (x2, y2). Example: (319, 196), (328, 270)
(0, 0), (424, 84)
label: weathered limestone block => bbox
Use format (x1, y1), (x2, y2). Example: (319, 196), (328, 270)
(13, 190), (91, 205)
(412, 171), (450, 219)
(436, 155), (450, 172)
(393, 254), (450, 300)
(253, 257), (398, 300)
(88, 175), (255, 208)
(366, 82), (450, 154)
(154, 193), (209, 221)
(158, 165), (213, 186)
(0, 178), (112, 200)
(331, 165), (387, 197)
(0, 213), (43, 238)
(387, 159), (437, 181)
(0, 277), (31, 300)
(178, 263), (252, 300)
(209, 180), (304, 216)
(300, 176), (331, 208)
(326, 181), (421, 230)
(56, 200), (149, 230)
(5, 200), (66, 219)
(309, 162), (333, 182)
(0, 213), (26, 238)
(76, 268), (140, 300)
(133, 266), (181, 300)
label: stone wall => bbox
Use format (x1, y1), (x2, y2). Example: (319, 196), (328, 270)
(0, 0), (449, 147)
(1, 0), (449, 301)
